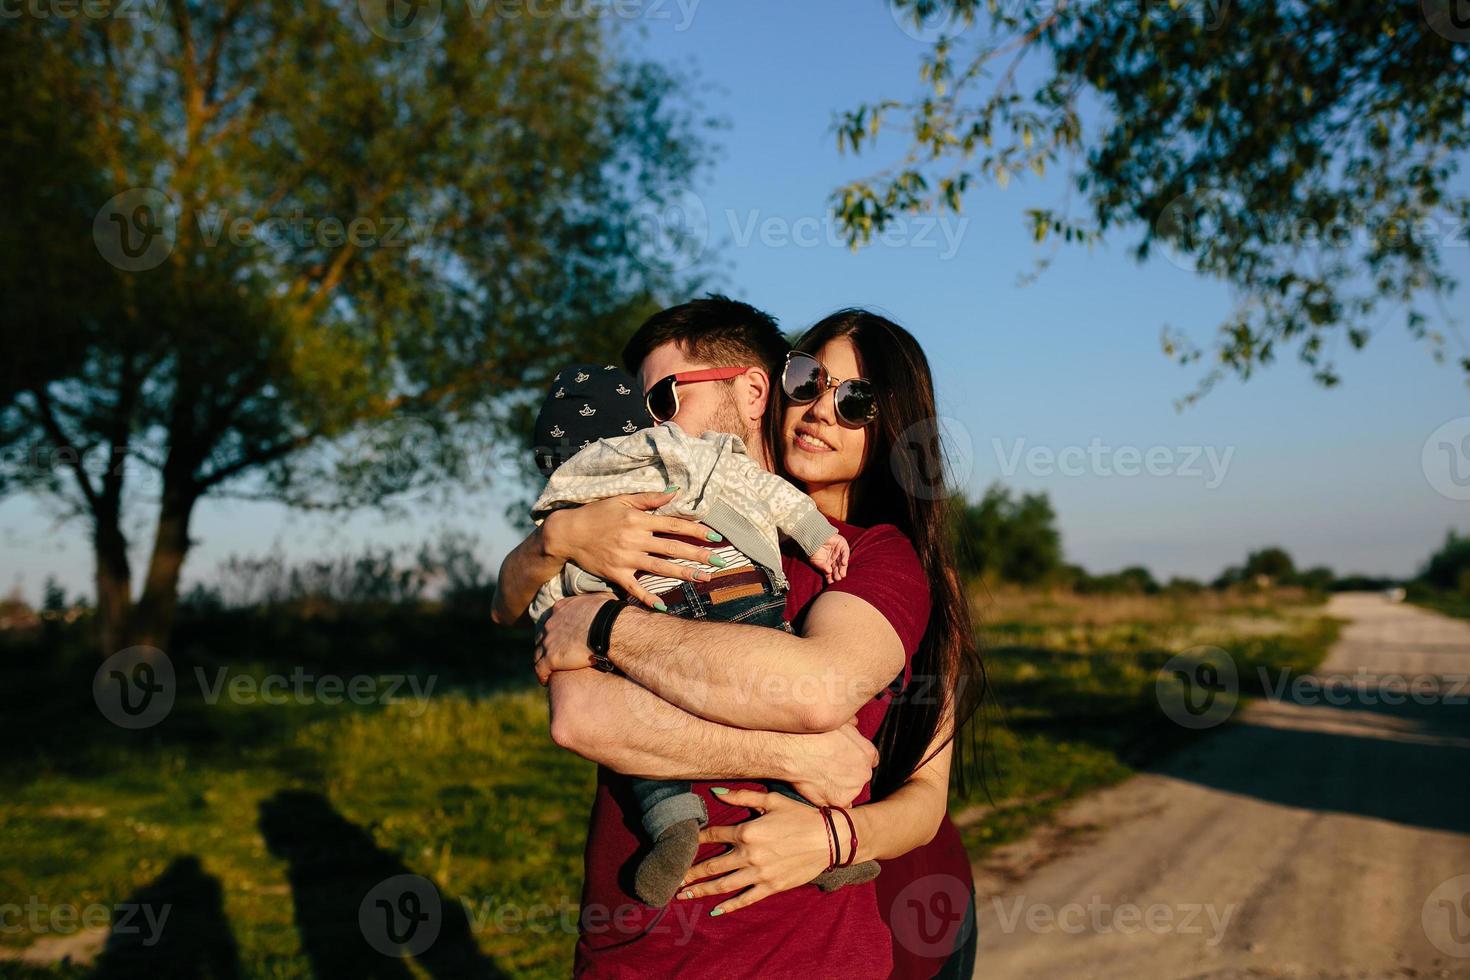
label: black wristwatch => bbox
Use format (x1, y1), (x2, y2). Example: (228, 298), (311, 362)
(585, 599), (625, 673)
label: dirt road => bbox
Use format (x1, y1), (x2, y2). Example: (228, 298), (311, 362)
(971, 593), (1470, 979)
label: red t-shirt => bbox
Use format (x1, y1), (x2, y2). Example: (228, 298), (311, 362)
(572, 520), (931, 978)
(877, 815), (975, 978)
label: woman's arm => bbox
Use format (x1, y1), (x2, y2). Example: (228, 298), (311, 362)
(536, 590), (906, 734)
(490, 490), (720, 625)
(548, 668), (879, 805)
(490, 522), (566, 627)
(673, 736), (956, 916)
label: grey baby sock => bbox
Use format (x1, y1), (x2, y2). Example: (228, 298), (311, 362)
(634, 818), (702, 908)
(812, 859), (881, 892)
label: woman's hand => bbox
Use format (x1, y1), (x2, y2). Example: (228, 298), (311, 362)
(675, 789), (834, 916)
(543, 491), (722, 608)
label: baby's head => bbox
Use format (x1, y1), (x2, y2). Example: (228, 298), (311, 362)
(532, 363), (652, 477)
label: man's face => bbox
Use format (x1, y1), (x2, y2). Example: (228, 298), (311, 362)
(638, 341), (752, 442)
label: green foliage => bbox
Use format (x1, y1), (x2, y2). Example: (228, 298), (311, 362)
(1074, 565), (1162, 595)
(836, 0), (1469, 402)
(1293, 565), (1336, 592)
(1164, 576), (1205, 596)
(0, 3), (708, 647)
(41, 577), (67, 614)
(1243, 546), (1296, 582)
(183, 532), (494, 611)
(1418, 529), (1470, 593)
(951, 482), (1063, 584)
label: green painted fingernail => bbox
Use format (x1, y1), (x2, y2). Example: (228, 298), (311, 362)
(710, 786), (729, 795)
(680, 890), (693, 900)
(709, 908), (723, 917)
(653, 600), (668, 613)
(706, 531), (724, 542)
(709, 554), (728, 568)
(664, 484), (679, 492)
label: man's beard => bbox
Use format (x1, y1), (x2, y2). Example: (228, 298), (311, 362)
(706, 389), (754, 445)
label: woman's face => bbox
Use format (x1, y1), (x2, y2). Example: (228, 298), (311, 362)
(781, 337), (870, 510)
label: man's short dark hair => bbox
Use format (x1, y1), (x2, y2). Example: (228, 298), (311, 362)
(621, 294), (789, 378)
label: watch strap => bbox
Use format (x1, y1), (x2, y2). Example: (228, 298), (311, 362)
(585, 599), (624, 673)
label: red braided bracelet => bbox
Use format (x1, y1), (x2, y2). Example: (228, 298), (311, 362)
(819, 806), (839, 872)
(832, 806), (858, 867)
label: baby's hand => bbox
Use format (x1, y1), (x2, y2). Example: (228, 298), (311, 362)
(808, 533), (850, 584)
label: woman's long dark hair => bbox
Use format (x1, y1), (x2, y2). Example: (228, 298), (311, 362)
(770, 309), (987, 799)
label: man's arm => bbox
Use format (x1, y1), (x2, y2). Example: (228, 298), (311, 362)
(585, 590), (904, 733)
(548, 668), (878, 805)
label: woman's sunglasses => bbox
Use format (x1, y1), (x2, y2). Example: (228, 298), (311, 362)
(645, 366), (752, 424)
(781, 351), (878, 426)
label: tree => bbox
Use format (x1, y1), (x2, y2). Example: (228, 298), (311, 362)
(42, 577), (68, 616)
(951, 483), (1062, 584)
(1165, 576), (1205, 595)
(1074, 564), (1160, 594)
(1294, 565), (1336, 592)
(0, 3), (706, 653)
(1212, 565), (1244, 590)
(1419, 529), (1470, 594)
(1243, 546), (1296, 583)
(834, 0), (1469, 403)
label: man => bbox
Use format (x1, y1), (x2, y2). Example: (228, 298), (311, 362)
(492, 295), (967, 976)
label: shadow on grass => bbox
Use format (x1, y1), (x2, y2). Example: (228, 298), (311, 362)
(91, 855), (240, 980)
(258, 789), (505, 979)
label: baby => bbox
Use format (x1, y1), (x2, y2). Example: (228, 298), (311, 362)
(529, 363), (878, 907)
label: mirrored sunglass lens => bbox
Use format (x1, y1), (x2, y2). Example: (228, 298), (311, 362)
(836, 381), (877, 424)
(784, 356), (822, 402)
(647, 378), (677, 421)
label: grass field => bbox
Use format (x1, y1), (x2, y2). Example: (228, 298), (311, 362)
(1408, 588), (1470, 622)
(0, 591), (1339, 978)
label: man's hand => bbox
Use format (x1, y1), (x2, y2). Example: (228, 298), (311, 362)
(783, 720), (879, 807)
(534, 594), (612, 685)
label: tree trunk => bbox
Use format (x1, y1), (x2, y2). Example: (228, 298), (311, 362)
(93, 510), (132, 656)
(128, 473), (199, 651)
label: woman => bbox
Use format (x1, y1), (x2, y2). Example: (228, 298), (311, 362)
(674, 311), (985, 979)
(506, 309), (983, 977)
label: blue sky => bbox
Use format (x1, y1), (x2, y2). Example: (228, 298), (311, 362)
(3, 0), (1467, 603)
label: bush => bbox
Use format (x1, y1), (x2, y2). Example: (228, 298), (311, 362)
(185, 532), (495, 612)
(1074, 566), (1161, 595)
(1420, 530), (1470, 594)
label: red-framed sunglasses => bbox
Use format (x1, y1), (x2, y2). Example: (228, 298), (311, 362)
(644, 366), (752, 423)
(781, 351), (878, 426)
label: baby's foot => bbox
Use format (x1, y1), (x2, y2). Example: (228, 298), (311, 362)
(812, 859), (881, 892)
(634, 818), (701, 908)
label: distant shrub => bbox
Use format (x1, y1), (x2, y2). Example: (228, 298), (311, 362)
(1331, 574), (1401, 592)
(185, 531), (495, 612)
(1074, 566), (1161, 596)
(1419, 530), (1470, 595)
(1164, 576), (1205, 596)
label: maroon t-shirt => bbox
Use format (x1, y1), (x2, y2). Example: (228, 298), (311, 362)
(877, 815), (975, 978)
(572, 520), (931, 978)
